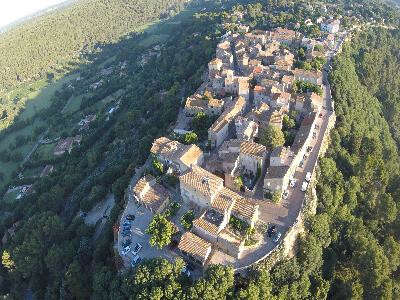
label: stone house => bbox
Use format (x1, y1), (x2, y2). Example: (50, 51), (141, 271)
(292, 69), (323, 85)
(179, 166), (224, 208)
(133, 175), (170, 214)
(208, 96), (246, 149)
(150, 137), (204, 173)
(184, 93), (224, 117)
(178, 232), (212, 266)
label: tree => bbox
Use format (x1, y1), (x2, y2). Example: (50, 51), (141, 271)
(183, 132), (198, 144)
(259, 125), (285, 149)
(188, 265), (234, 299)
(271, 191), (281, 204)
(282, 114), (295, 131)
(234, 176), (244, 190)
(2, 251), (15, 271)
(64, 260), (91, 299)
(152, 159), (164, 176)
(180, 210), (195, 230)
(146, 215), (176, 249)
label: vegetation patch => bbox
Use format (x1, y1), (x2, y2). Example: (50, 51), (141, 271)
(180, 210), (195, 230)
(139, 34), (170, 48)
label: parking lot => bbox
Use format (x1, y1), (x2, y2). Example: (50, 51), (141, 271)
(116, 199), (179, 268)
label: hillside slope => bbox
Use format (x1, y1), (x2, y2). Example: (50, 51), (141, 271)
(0, 0), (185, 91)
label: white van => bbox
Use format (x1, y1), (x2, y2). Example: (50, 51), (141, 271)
(305, 172), (312, 182)
(301, 181), (308, 192)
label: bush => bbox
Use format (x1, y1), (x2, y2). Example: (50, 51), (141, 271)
(272, 191), (281, 204)
(164, 201), (181, 218)
(229, 215), (249, 235)
(152, 159), (164, 176)
(180, 210), (195, 230)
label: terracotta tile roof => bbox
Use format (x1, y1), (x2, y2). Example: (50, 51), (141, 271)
(185, 94), (224, 110)
(281, 75), (294, 84)
(133, 175), (169, 212)
(253, 66), (263, 74)
(180, 145), (203, 168)
(232, 197), (259, 221)
(179, 166), (223, 199)
(211, 187), (238, 212)
(240, 141), (267, 158)
(151, 137), (203, 169)
(209, 96), (246, 133)
(209, 58), (222, 65)
(292, 68), (322, 80)
(133, 175), (154, 195)
(178, 232), (211, 262)
(218, 41), (231, 50)
(253, 85), (265, 92)
(142, 185), (169, 211)
(272, 92), (291, 102)
(193, 217), (219, 236)
(268, 110), (283, 127)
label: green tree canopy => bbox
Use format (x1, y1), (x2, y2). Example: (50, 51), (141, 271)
(146, 214), (176, 249)
(259, 125), (285, 149)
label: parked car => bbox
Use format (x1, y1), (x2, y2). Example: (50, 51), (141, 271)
(122, 239), (132, 248)
(301, 181), (308, 192)
(305, 172), (312, 182)
(131, 243), (142, 256)
(123, 221), (132, 227)
(121, 246), (130, 256)
(126, 214), (135, 221)
(122, 230), (131, 237)
(299, 161), (304, 168)
(272, 231), (282, 243)
(131, 255), (142, 267)
(181, 266), (191, 277)
(290, 179), (297, 187)
(267, 225), (276, 238)
(282, 190), (289, 200)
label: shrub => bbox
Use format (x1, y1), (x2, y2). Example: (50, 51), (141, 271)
(180, 210), (195, 230)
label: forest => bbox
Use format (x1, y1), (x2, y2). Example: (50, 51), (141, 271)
(0, 0), (187, 129)
(0, 0), (400, 298)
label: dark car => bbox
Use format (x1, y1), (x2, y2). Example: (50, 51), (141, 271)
(126, 214), (135, 221)
(267, 225), (276, 238)
(122, 230), (131, 237)
(122, 239), (132, 248)
(272, 231), (282, 243)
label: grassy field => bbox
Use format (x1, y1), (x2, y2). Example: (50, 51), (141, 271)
(139, 34), (170, 48)
(23, 167), (43, 178)
(62, 94), (84, 115)
(36, 143), (56, 161)
(2, 190), (20, 204)
(102, 89), (125, 105)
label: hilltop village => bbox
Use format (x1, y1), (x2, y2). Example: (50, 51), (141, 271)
(119, 24), (339, 270)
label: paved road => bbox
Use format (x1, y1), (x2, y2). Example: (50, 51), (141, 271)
(21, 128), (49, 167)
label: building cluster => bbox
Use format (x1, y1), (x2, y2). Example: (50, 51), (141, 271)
(53, 135), (82, 156)
(132, 27), (329, 266)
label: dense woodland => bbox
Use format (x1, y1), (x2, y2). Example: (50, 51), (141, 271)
(0, 0), (187, 129)
(0, 0), (400, 298)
